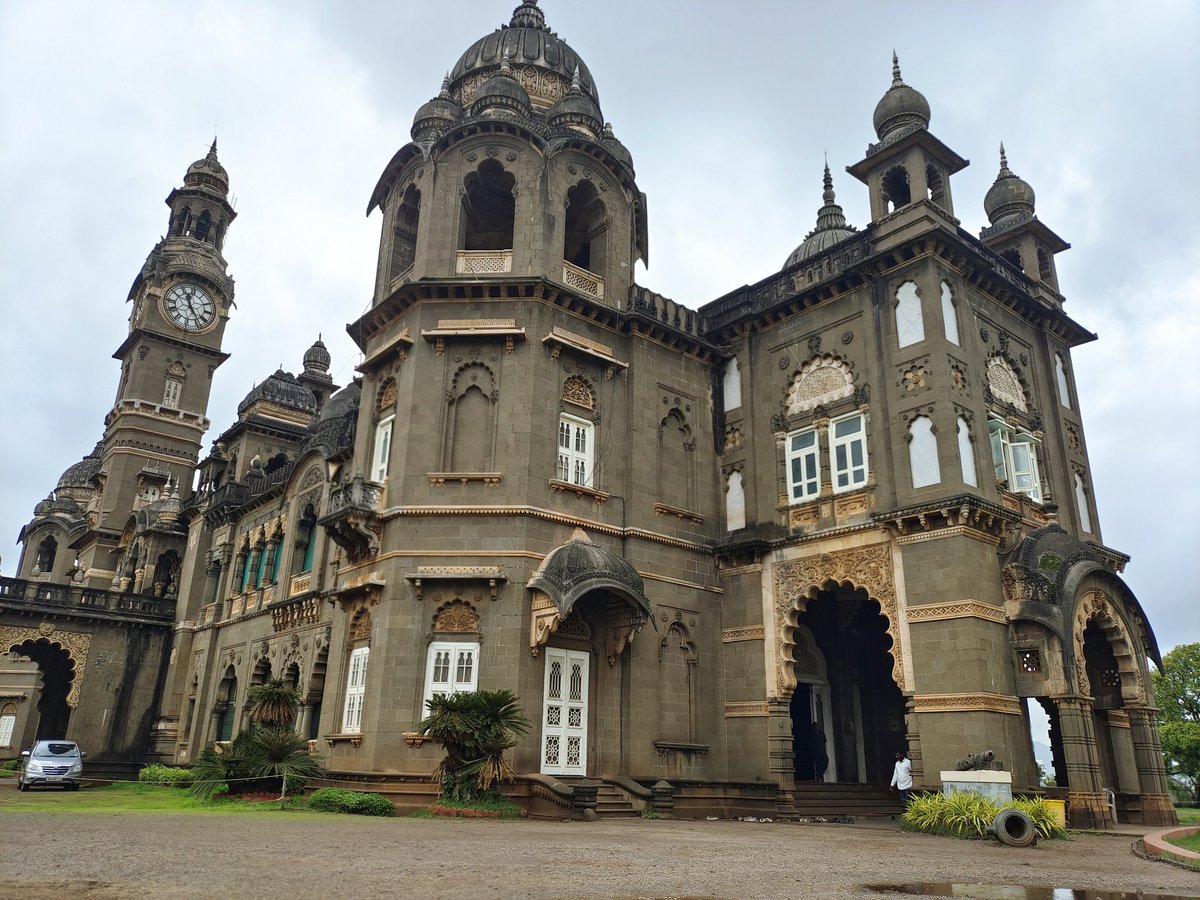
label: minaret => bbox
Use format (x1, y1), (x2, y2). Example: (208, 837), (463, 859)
(67, 144), (239, 588)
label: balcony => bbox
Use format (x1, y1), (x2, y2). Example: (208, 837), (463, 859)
(0, 576), (176, 626)
(562, 260), (604, 299)
(455, 250), (512, 276)
(319, 474), (383, 562)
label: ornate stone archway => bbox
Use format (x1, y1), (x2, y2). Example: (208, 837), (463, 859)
(772, 543), (903, 697)
(1072, 589), (1145, 704)
(0, 624), (92, 709)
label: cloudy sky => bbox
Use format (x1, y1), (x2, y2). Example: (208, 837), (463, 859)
(2, 1), (1197, 663)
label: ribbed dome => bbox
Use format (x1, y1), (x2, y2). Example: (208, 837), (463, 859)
(184, 140), (230, 195)
(237, 369), (317, 417)
(411, 75), (463, 142)
(57, 442), (103, 491)
(984, 145), (1036, 225)
(471, 50), (532, 117)
(548, 67), (602, 135)
(601, 123), (634, 175)
(450, 1), (600, 113)
(527, 529), (649, 616)
(34, 494), (82, 518)
(872, 54), (930, 140)
(784, 164), (858, 269)
(303, 337), (332, 375)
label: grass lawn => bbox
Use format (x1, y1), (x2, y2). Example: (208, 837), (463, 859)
(1175, 806), (1200, 824)
(1167, 829), (1200, 853)
(1, 782), (324, 817)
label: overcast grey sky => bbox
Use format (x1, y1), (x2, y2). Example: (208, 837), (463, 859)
(2, 1), (1197, 660)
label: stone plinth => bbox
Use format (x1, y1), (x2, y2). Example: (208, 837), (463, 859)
(940, 769), (1012, 803)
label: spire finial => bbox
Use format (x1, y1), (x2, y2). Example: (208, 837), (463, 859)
(439, 72), (452, 100)
(569, 65), (583, 95)
(499, 48), (513, 76)
(891, 51), (904, 87)
(207, 137), (219, 161)
(509, 0), (546, 30)
(998, 142), (1013, 177)
(822, 157), (835, 204)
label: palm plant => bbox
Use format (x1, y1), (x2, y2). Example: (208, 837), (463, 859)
(417, 689), (531, 803)
(190, 730), (254, 801)
(246, 678), (301, 728)
(250, 727), (324, 809)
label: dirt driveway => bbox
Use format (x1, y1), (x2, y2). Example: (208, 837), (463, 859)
(1, 795), (1196, 899)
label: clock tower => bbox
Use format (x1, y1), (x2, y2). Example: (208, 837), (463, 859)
(70, 142), (238, 589)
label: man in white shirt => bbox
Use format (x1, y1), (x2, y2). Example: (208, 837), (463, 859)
(890, 750), (913, 810)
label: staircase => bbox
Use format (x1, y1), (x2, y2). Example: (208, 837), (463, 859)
(594, 781), (638, 818)
(790, 782), (900, 818)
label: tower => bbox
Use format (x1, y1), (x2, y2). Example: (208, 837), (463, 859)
(36, 143), (238, 590)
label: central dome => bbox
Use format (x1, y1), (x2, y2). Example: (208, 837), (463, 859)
(449, 1), (600, 114)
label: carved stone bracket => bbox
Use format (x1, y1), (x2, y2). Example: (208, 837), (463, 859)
(319, 475), (383, 562)
(406, 566), (505, 602)
(427, 472), (503, 487)
(653, 502), (704, 525)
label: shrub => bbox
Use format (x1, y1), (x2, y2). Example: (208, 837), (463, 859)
(903, 791), (1066, 840)
(417, 689), (531, 803)
(138, 764), (194, 787)
(1, 758), (21, 772)
(307, 788), (396, 817)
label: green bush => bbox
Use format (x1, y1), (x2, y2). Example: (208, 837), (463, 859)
(138, 764), (194, 787)
(307, 788), (395, 817)
(903, 791), (1066, 840)
(1, 758), (21, 772)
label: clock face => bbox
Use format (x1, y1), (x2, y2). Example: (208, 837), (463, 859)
(162, 283), (216, 332)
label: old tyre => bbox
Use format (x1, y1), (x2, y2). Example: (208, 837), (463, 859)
(990, 808), (1037, 848)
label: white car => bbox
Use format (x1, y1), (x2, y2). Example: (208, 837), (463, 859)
(17, 740), (85, 791)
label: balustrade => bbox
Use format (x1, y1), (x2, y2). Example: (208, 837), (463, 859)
(0, 575), (176, 623)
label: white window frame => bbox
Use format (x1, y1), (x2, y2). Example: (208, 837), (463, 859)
(829, 412), (869, 494)
(423, 641), (480, 712)
(371, 415), (394, 483)
(162, 378), (183, 409)
(1055, 353), (1072, 409)
(342, 646), (369, 734)
(989, 417), (1042, 502)
(557, 414), (594, 487)
(0, 713), (14, 748)
(786, 426), (821, 503)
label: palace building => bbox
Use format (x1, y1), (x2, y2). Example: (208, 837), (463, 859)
(2, 1), (1175, 828)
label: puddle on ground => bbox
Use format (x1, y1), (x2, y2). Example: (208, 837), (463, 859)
(865, 885), (1197, 900)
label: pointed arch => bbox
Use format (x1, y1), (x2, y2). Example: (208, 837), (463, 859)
(784, 354), (855, 415)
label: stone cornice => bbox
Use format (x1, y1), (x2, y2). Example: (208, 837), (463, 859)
(911, 692), (1022, 715)
(905, 600), (1006, 624)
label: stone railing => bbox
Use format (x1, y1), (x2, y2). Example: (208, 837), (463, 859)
(627, 285), (701, 336)
(455, 250), (513, 275)
(387, 264), (414, 295)
(271, 595), (323, 633)
(0, 576), (176, 624)
(562, 260), (604, 299)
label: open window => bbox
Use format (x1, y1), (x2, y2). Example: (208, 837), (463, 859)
(460, 159), (515, 251)
(989, 417), (1042, 502)
(882, 165), (911, 213)
(563, 179), (608, 276)
(390, 184), (420, 283)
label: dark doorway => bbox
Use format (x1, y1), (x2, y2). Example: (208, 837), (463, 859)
(10, 639), (74, 740)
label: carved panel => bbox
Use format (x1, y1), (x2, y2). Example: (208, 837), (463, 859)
(0, 625), (91, 708)
(785, 356), (854, 415)
(433, 600), (480, 634)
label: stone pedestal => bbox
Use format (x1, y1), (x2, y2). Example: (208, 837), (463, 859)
(940, 769), (1012, 803)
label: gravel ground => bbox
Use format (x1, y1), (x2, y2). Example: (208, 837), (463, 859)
(1, 793), (1197, 898)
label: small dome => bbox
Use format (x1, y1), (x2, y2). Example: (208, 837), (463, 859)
(784, 164), (858, 269)
(303, 337), (332, 375)
(411, 75), (463, 142)
(450, 1), (600, 113)
(184, 140), (230, 195)
(872, 54), (930, 140)
(601, 123), (635, 176)
(34, 494), (82, 519)
(156, 480), (183, 524)
(984, 145), (1036, 225)
(237, 369), (317, 418)
(57, 442), (103, 492)
(471, 51), (531, 117)
(548, 68), (602, 136)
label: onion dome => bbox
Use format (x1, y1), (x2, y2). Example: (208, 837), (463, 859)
(471, 49), (531, 117)
(56, 442), (103, 492)
(184, 139), (230, 195)
(872, 53), (930, 141)
(450, 0), (600, 113)
(411, 74), (463, 144)
(601, 123), (634, 176)
(784, 162), (858, 268)
(237, 369), (318, 418)
(548, 67), (602, 136)
(983, 144), (1036, 226)
(302, 336), (332, 377)
(156, 477), (183, 524)
(34, 494), (82, 519)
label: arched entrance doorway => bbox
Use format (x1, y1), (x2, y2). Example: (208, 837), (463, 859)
(9, 639), (74, 740)
(788, 588), (905, 786)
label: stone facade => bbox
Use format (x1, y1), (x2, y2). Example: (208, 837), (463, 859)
(3, 3), (1174, 827)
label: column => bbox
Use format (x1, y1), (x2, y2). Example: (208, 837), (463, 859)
(1126, 706), (1177, 827)
(1105, 710), (1139, 793)
(264, 540), (279, 584)
(767, 697), (795, 802)
(1054, 696), (1112, 829)
(297, 700), (313, 738)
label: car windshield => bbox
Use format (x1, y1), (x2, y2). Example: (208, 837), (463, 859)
(36, 742), (80, 757)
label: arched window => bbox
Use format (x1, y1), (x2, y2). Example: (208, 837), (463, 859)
(895, 281), (924, 348)
(940, 281), (959, 345)
(926, 164), (946, 209)
(1037, 247), (1055, 285)
(390, 184), (421, 282)
(1074, 472), (1093, 533)
(343, 611), (372, 735)
(1055, 353), (1071, 409)
(725, 470), (745, 532)
(177, 206), (191, 236)
(0, 702), (17, 748)
(195, 210), (211, 242)
(35, 536), (57, 574)
(957, 416), (977, 487)
(460, 159), (515, 251)
(722, 357), (742, 411)
(216, 669), (238, 742)
(162, 378), (183, 409)
(882, 165), (911, 213)
(1001, 248), (1024, 272)
(563, 180), (608, 276)
(908, 416), (941, 488)
(293, 505), (317, 575)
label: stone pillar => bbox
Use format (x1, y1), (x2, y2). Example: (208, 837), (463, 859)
(204, 559), (222, 604)
(1126, 706), (1178, 827)
(905, 696), (925, 787)
(264, 540), (279, 584)
(1105, 710), (1139, 794)
(248, 546), (263, 590)
(232, 551), (247, 595)
(767, 697), (795, 803)
(297, 700), (312, 738)
(1055, 696), (1113, 829)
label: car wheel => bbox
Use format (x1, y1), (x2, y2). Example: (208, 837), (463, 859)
(17, 779), (27, 792)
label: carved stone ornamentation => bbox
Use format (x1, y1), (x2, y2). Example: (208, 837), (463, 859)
(0, 625), (92, 708)
(562, 375), (595, 410)
(433, 599), (480, 634)
(1072, 590), (1147, 703)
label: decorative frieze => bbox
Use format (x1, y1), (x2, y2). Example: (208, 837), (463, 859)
(911, 692), (1022, 716)
(724, 702), (770, 718)
(722, 625), (765, 643)
(406, 566), (505, 602)
(905, 600), (1006, 624)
